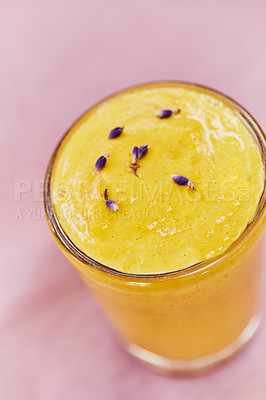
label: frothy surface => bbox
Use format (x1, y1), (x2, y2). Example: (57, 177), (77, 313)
(51, 84), (264, 273)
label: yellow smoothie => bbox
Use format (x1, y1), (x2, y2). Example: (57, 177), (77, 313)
(45, 82), (266, 371)
(51, 84), (264, 274)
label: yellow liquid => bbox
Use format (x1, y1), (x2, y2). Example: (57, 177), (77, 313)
(47, 83), (266, 368)
(51, 84), (264, 274)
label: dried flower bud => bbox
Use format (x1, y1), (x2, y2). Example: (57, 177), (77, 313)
(128, 144), (149, 177)
(172, 175), (196, 191)
(106, 200), (119, 212)
(94, 153), (110, 171)
(104, 189), (119, 211)
(108, 126), (124, 139)
(132, 146), (138, 164)
(156, 109), (180, 119)
(95, 156), (107, 171)
(137, 145), (148, 159)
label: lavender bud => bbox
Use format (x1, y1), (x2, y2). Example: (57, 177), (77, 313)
(138, 145), (148, 159)
(104, 189), (119, 211)
(132, 146), (138, 164)
(172, 175), (188, 185)
(172, 175), (195, 191)
(156, 109), (172, 119)
(95, 155), (107, 171)
(108, 126), (124, 139)
(156, 109), (180, 119)
(105, 200), (119, 212)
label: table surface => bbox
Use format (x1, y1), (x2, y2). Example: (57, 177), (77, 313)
(1, 1), (266, 399)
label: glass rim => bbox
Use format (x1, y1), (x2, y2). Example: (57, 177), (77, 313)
(44, 81), (266, 280)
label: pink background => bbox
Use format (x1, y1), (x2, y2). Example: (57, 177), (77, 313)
(1, 1), (266, 399)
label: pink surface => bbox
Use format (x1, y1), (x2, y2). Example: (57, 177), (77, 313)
(1, 1), (266, 399)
